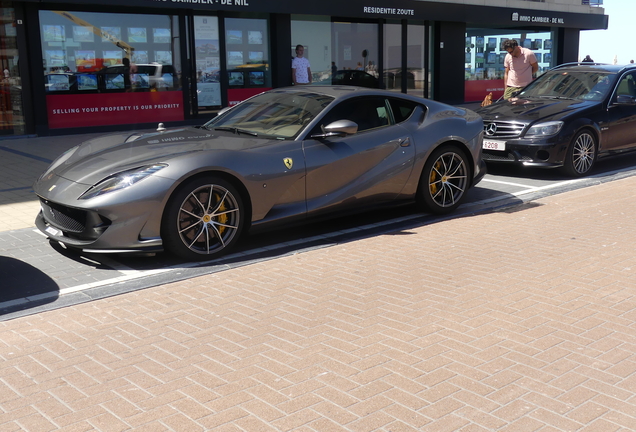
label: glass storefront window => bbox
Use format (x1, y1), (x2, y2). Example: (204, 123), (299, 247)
(464, 29), (554, 102)
(292, 16), (378, 88)
(333, 22), (378, 77)
(224, 17), (271, 106)
(291, 15), (331, 83)
(39, 10), (183, 129)
(407, 24), (426, 97)
(1, 3), (24, 135)
(383, 23), (401, 92)
(383, 23), (428, 97)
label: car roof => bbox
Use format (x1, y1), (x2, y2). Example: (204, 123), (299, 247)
(282, 85), (422, 103)
(550, 63), (636, 74)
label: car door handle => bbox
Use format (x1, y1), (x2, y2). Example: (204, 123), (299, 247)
(398, 137), (410, 147)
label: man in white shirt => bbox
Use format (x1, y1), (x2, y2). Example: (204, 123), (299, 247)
(292, 44), (312, 85)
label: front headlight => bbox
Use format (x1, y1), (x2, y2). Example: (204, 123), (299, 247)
(525, 121), (564, 138)
(79, 164), (167, 200)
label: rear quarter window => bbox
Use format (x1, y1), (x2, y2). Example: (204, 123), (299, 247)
(388, 98), (421, 123)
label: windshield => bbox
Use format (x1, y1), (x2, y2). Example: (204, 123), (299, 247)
(204, 90), (334, 139)
(519, 70), (616, 101)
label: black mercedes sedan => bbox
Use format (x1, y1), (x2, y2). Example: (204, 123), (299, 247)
(476, 63), (636, 177)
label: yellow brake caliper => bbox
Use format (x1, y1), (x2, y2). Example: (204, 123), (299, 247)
(430, 161), (442, 195)
(215, 192), (228, 235)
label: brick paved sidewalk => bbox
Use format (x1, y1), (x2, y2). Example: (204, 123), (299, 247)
(1, 175), (636, 431)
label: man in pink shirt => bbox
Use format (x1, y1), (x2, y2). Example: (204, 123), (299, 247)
(503, 39), (539, 100)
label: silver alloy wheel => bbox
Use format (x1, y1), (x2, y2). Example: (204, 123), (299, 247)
(176, 184), (241, 255)
(428, 151), (468, 208)
(572, 132), (596, 174)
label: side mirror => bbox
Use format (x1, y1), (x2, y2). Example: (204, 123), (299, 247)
(217, 106), (233, 116)
(310, 120), (359, 138)
(615, 95), (636, 105)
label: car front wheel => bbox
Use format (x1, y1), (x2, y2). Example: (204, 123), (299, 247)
(563, 130), (596, 177)
(162, 177), (244, 261)
(418, 145), (470, 214)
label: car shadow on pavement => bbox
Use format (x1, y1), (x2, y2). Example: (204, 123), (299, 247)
(0, 256), (59, 315)
(48, 240), (120, 270)
(0, 189), (527, 319)
(485, 150), (636, 181)
(108, 191), (527, 273)
(485, 163), (571, 181)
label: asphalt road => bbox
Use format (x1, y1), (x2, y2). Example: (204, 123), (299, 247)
(3, 153), (636, 320)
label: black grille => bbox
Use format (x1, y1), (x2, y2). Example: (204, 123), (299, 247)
(483, 152), (515, 161)
(40, 200), (86, 233)
(483, 152), (533, 162)
(483, 121), (526, 138)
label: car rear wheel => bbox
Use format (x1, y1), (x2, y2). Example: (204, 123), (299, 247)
(162, 177), (244, 261)
(563, 130), (596, 177)
(418, 145), (469, 214)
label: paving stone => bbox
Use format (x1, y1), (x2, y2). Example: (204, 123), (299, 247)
(2, 135), (636, 429)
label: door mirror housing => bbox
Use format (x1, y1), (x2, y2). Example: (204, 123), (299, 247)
(311, 120), (359, 138)
(615, 94), (636, 105)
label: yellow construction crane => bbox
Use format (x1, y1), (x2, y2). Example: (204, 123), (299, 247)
(53, 11), (135, 58)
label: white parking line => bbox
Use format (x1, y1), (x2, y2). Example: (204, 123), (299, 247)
(481, 177), (587, 196)
(510, 178), (587, 196)
(481, 178), (537, 188)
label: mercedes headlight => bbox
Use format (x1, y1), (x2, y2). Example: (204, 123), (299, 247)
(79, 164), (167, 200)
(525, 121), (563, 138)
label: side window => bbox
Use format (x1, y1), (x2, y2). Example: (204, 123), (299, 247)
(333, 71), (346, 81)
(615, 73), (636, 99)
(311, 97), (390, 134)
(388, 98), (421, 123)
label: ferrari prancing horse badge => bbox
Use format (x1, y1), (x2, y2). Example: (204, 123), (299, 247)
(283, 158), (293, 169)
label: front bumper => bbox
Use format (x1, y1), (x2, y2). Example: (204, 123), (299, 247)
(33, 174), (175, 254)
(482, 136), (569, 168)
(474, 158), (487, 185)
(35, 208), (163, 253)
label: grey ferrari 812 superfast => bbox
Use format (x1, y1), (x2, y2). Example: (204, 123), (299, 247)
(34, 86), (486, 261)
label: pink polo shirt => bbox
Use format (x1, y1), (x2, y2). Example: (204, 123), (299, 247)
(504, 47), (537, 87)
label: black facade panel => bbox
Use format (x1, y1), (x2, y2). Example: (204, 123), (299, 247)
(434, 21), (465, 105)
(9, 0), (610, 135)
(270, 13), (291, 89)
(37, 0), (608, 30)
(558, 28), (581, 64)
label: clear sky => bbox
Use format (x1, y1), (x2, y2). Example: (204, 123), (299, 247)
(578, 0), (634, 64)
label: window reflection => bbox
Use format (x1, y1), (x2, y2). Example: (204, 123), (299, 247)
(39, 10), (181, 94)
(464, 29), (554, 102)
(39, 10), (184, 129)
(292, 16), (378, 88)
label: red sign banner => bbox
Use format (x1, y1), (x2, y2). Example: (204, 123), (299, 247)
(464, 80), (505, 103)
(227, 88), (271, 106)
(46, 91), (185, 129)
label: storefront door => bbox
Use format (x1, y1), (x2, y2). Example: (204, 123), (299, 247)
(193, 15), (222, 113)
(193, 15), (271, 113)
(0, 4), (25, 136)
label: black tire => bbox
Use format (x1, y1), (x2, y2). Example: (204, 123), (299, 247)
(418, 145), (470, 214)
(562, 129), (597, 177)
(162, 176), (244, 261)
